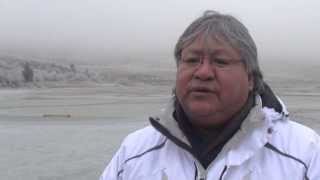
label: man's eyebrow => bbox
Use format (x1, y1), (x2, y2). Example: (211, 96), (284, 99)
(182, 49), (203, 55)
(183, 48), (229, 56)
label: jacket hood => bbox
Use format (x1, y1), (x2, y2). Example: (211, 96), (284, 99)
(260, 83), (289, 116)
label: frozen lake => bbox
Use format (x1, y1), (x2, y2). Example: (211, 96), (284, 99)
(1, 78), (320, 180)
(0, 83), (172, 180)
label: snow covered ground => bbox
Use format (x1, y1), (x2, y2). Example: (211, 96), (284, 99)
(0, 73), (320, 180)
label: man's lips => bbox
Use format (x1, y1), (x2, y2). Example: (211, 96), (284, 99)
(189, 86), (215, 94)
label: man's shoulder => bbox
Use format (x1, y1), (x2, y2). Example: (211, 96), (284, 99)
(119, 126), (166, 158)
(124, 126), (164, 143)
(270, 118), (320, 161)
(274, 119), (319, 144)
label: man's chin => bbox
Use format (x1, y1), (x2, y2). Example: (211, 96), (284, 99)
(185, 104), (216, 117)
(189, 91), (216, 99)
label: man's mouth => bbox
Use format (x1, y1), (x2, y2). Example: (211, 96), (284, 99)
(189, 87), (215, 94)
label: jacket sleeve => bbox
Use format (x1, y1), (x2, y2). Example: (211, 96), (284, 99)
(99, 144), (126, 180)
(306, 133), (320, 179)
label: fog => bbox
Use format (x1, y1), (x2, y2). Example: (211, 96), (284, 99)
(0, 0), (320, 64)
(1, 1), (320, 179)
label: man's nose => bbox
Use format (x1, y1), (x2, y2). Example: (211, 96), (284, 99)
(193, 59), (215, 81)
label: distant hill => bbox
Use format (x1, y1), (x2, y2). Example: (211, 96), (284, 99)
(0, 55), (175, 88)
(0, 55), (95, 88)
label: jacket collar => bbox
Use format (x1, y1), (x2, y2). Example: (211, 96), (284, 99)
(224, 94), (288, 166)
(223, 95), (268, 166)
(155, 99), (191, 146)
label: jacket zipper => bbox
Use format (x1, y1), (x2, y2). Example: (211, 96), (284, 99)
(194, 161), (228, 180)
(194, 161), (207, 180)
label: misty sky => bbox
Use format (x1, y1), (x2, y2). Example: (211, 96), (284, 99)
(0, 0), (319, 63)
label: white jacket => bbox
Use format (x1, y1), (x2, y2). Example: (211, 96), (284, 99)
(100, 96), (320, 180)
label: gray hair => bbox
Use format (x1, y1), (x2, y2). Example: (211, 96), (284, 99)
(174, 10), (264, 94)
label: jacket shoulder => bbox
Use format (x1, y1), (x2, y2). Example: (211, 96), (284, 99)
(273, 119), (319, 145)
(99, 126), (166, 180)
(120, 126), (166, 159)
(269, 119), (320, 163)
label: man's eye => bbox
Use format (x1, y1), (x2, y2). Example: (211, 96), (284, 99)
(185, 58), (200, 64)
(214, 58), (229, 65)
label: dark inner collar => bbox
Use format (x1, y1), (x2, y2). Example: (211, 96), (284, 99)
(173, 93), (255, 168)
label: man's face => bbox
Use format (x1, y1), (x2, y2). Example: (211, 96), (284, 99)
(175, 34), (253, 128)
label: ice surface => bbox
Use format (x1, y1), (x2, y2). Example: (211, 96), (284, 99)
(0, 83), (171, 180)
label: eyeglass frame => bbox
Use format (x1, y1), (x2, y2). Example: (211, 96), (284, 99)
(179, 53), (243, 70)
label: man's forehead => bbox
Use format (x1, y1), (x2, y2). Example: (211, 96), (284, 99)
(183, 35), (234, 51)
(182, 44), (235, 56)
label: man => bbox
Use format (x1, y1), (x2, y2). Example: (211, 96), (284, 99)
(100, 10), (320, 180)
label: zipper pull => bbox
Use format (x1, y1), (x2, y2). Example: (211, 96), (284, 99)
(195, 161), (207, 180)
(161, 169), (168, 180)
(198, 172), (206, 180)
(161, 172), (168, 180)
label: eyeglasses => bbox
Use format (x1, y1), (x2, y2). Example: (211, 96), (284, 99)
(180, 56), (243, 70)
